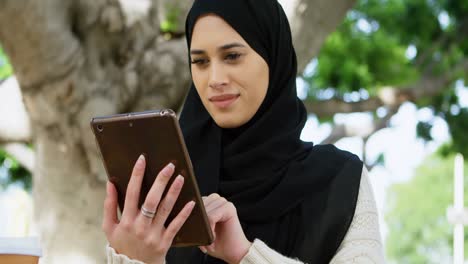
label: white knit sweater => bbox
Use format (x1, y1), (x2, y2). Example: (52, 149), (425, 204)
(107, 167), (385, 264)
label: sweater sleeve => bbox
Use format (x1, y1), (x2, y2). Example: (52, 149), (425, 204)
(240, 239), (304, 264)
(240, 167), (386, 264)
(106, 244), (166, 264)
(329, 166), (385, 263)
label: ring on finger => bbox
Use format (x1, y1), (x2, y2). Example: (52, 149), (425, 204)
(141, 206), (156, 218)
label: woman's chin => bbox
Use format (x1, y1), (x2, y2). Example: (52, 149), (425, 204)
(213, 115), (246, 129)
(214, 119), (241, 129)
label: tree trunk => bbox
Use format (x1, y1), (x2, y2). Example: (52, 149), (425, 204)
(0, 0), (354, 262)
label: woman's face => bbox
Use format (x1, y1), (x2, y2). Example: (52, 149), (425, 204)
(190, 14), (269, 128)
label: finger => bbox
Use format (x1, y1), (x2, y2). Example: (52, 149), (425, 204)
(207, 243), (216, 252)
(137, 163), (175, 224)
(203, 193), (221, 206)
(200, 243), (216, 255)
(199, 246), (208, 254)
(163, 201), (196, 242)
(102, 181), (119, 236)
(206, 202), (236, 227)
(152, 175), (184, 227)
(122, 155), (146, 219)
(205, 197), (227, 213)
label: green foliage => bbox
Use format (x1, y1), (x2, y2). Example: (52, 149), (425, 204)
(305, 16), (418, 97)
(374, 152), (386, 167)
(306, 0), (468, 154)
(445, 107), (468, 157)
(0, 149), (32, 191)
(386, 153), (467, 263)
(0, 45), (13, 80)
(160, 2), (182, 33)
(416, 121), (434, 141)
(307, 0), (468, 98)
(310, 3), (468, 259)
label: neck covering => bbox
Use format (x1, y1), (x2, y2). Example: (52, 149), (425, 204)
(169, 1), (363, 263)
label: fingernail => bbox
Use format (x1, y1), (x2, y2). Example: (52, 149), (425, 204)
(162, 163), (175, 175)
(138, 154), (145, 163)
(173, 175), (184, 188)
(106, 181), (111, 194)
(188, 201), (195, 209)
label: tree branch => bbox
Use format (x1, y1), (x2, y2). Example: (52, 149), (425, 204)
(320, 107), (397, 145)
(362, 137), (381, 171)
(304, 63), (463, 118)
(304, 97), (383, 118)
(0, 0), (82, 90)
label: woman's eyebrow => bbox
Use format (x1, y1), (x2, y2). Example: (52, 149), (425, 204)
(190, 49), (205, 55)
(190, 42), (246, 55)
(218, 42), (246, 51)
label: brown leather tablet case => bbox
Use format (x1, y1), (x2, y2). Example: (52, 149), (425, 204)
(91, 109), (213, 247)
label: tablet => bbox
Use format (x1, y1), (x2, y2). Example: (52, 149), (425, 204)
(90, 109), (213, 247)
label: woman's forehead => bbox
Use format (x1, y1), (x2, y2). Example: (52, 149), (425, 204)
(190, 14), (249, 49)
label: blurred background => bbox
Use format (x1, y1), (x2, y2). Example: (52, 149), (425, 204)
(0, 0), (467, 263)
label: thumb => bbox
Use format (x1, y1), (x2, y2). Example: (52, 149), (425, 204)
(199, 246), (208, 254)
(102, 181), (119, 236)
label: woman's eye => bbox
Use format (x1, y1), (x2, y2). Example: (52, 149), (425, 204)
(225, 53), (241, 61)
(191, 58), (208, 65)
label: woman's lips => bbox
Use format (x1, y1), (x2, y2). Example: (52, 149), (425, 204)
(209, 94), (240, 109)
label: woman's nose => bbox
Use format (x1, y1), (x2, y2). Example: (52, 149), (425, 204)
(208, 63), (228, 90)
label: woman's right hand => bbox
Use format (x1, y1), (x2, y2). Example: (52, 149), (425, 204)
(102, 155), (196, 264)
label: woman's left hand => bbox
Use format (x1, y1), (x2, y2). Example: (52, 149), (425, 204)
(199, 194), (252, 264)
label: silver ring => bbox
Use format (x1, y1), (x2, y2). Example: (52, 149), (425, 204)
(141, 206), (156, 218)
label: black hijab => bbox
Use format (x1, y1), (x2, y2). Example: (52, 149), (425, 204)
(169, 0), (363, 263)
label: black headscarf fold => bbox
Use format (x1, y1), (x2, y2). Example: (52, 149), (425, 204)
(169, 0), (363, 263)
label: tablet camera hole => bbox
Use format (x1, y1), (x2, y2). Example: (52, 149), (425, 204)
(97, 125), (103, 132)
(161, 109), (175, 116)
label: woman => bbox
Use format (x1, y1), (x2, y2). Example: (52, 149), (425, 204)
(104, 0), (385, 263)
